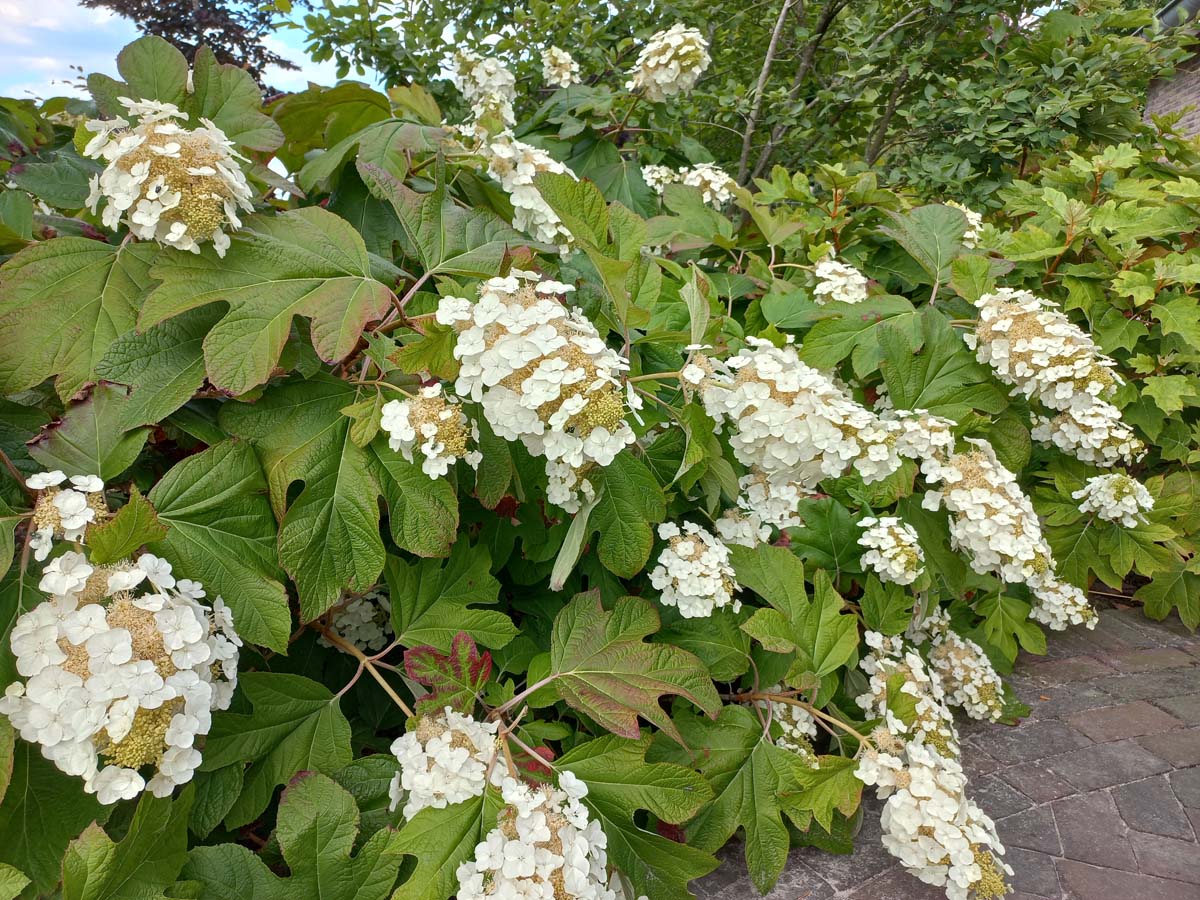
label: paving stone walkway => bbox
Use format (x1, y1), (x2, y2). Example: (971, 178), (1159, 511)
(695, 607), (1200, 899)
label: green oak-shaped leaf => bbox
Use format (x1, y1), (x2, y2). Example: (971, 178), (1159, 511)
(1135, 556), (1200, 631)
(880, 203), (966, 284)
(0, 742), (111, 896)
(586, 450), (667, 578)
(61, 789), (191, 900)
(139, 207), (394, 396)
(222, 376), (385, 621)
(85, 486), (168, 565)
(182, 772), (404, 900)
(384, 542), (515, 651)
(146, 441), (290, 651)
(96, 306), (221, 429)
(664, 706), (818, 894)
(549, 592), (720, 743)
(0, 239), (157, 401)
(27, 383), (150, 481)
(200, 673), (353, 828)
(557, 735), (717, 900)
(390, 786), (504, 900)
(797, 295), (920, 379)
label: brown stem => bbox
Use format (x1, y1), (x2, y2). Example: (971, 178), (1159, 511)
(0, 449), (34, 502)
(729, 690), (874, 748)
(321, 626), (415, 717)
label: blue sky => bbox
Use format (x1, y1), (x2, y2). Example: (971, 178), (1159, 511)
(0, 0), (350, 100)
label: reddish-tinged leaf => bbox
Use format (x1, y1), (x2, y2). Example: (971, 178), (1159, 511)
(548, 592), (720, 744)
(404, 631), (492, 715)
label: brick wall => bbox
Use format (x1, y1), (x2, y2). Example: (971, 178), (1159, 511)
(1147, 53), (1200, 135)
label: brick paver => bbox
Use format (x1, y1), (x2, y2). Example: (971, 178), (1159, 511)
(696, 608), (1200, 899)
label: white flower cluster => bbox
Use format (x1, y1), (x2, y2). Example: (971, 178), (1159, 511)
(83, 98), (253, 256)
(858, 517), (925, 586)
(813, 257), (869, 305)
(641, 163), (734, 205)
(457, 772), (627, 900)
(649, 521), (740, 618)
(448, 49), (516, 129)
(541, 46), (581, 88)
(735, 470), (807, 531)
(438, 272), (636, 511)
(388, 708), (499, 820)
(923, 439), (1096, 631)
(1030, 404), (1144, 468)
(699, 337), (902, 493)
(881, 408), (957, 474)
(626, 23), (711, 102)
(1072, 472), (1154, 527)
(946, 201), (983, 249)
(26, 470), (107, 561)
(855, 633), (1011, 900)
(757, 687), (819, 767)
(485, 134), (577, 247)
(966, 289), (1141, 466)
(380, 384), (482, 478)
(318, 589), (393, 653)
(1, 550), (240, 805)
(713, 507), (771, 549)
(910, 608), (1004, 722)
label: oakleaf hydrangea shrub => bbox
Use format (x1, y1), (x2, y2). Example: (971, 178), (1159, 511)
(0, 23), (1192, 900)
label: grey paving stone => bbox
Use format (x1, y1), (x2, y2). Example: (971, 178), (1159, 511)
(1022, 683), (1115, 720)
(1003, 846), (1061, 898)
(1138, 726), (1200, 767)
(1103, 668), (1200, 701)
(1109, 647), (1198, 672)
(1023, 655), (1117, 685)
(840, 867), (944, 899)
(981, 719), (1094, 766)
(1129, 831), (1200, 884)
(1153, 693), (1200, 724)
(1067, 700), (1183, 742)
(1057, 859), (1200, 900)
(1046, 739), (1172, 791)
(794, 805), (896, 892)
(996, 806), (1062, 855)
(1000, 764), (1077, 803)
(1169, 766), (1200, 808)
(1052, 790), (1136, 871)
(1112, 776), (1196, 840)
(970, 774), (1034, 819)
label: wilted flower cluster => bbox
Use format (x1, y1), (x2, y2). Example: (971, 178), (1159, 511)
(83, 98), (253, 255)
(485, 134), (577, 247)
(318, 588), (393, 653)
(946, 201), (983, 249)
(699, 337), (902, 492)
(642, 162), (734, 205)
(966, 289), (1140, 466)
(541, 46), (581, 88)
(1072, 472), (1154, 527)
(626, 23), (711, 102)
(923, 439), (1095, 631)
(858, 517), (925, 586)
(649, 521), (740, 618)
(388, 708), (499, 820)
(458, 772), (625, 900)
(910, 608), (1004, 722)
(438, 272), (636, 510)
(27, 470), (107, 561)
(448, 49), (516, 129)
(380, 384), (482, 478)
(1, 551), (240, 804)
(855, 633), (1011, 900)
(812, 257), (869, 305)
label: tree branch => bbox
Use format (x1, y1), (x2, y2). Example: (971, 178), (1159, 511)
(737, 0), (798, 184)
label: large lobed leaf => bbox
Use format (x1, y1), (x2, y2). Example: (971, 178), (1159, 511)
(139, 207), (395, 396)
(549, 592), (720, 743)
(183, 772), (404, 900)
